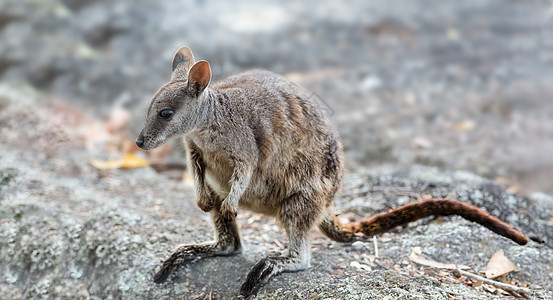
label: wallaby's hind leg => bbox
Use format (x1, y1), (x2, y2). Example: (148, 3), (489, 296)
(153, 207), (242, 283)
(239, 194), (318, 298)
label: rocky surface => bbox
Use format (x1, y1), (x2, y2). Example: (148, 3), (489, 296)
(1, 0), (553, 299)
(1, 90), (553, 299)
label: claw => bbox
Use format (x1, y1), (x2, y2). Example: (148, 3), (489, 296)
(239, 258), (274, 298)
(197, 200), (214, 212)
(153, 257), (176, 283)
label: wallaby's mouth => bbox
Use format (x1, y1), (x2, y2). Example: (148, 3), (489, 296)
(135, 133), (163, 151)
(135, 138), (157, 151)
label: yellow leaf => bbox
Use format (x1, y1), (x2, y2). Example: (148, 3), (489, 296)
(485, 249), (517, 279)
(411, 137), (433, 149)
(408, 247), (471, 270)
(90, 153), (150, 170)
(452, 120), (476, 132)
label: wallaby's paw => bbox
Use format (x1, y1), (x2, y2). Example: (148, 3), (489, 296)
(197, 199), (214, 212)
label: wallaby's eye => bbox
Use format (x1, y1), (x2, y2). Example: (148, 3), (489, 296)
(160, 109), (174, 119)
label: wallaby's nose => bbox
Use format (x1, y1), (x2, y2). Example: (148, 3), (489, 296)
(136, 137), (144, 148)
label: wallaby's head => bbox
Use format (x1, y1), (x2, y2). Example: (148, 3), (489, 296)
(136, 46), (211, 150)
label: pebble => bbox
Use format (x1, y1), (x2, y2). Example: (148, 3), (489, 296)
(351, 241), (366, 250)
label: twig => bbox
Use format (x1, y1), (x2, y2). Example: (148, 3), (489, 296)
(455, 269), (532, 298)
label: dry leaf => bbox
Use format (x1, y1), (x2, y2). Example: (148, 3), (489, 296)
(472, 279), (483, 288)
(411, 137), (433, 149)
(452, 120), (476, 132)
(494, 176), (512, 186)
(408, 247), (470, 270)
(90, 153), (150, 170)
(494, 177), (520, 194)
(483, 285), (495, 292)
(485, 249), (517, 279)
(506, 184), (520, 194)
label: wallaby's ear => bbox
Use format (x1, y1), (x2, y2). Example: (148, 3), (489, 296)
(171, 46), (195, 80)
(187, 60), (211, 96)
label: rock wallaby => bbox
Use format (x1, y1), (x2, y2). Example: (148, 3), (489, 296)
(136, 46), (528, 298)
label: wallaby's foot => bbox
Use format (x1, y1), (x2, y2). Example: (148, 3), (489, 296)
(153, 250), (180, 283)
(239, 255), (309, 298)
(153, 243), (242, 283)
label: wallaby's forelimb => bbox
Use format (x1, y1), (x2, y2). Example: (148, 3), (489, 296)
(187, 140), (214, 212)
(221, 163), (254, 221)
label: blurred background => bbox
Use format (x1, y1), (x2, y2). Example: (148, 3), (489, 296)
(1, 0), (552, 193)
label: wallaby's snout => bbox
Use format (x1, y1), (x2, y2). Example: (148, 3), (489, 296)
(135, 128), (147, 149)
(135, 129), (155, 150)
(135, 135), (145, 149)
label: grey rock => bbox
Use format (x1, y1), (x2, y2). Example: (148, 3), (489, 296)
(1, 93), (552, 299)
(0, 1), (552, 197)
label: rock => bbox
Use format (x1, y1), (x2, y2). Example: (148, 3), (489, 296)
(351, 241), (367, 251)
(0, 91), (551, 298)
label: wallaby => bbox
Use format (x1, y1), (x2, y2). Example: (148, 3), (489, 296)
(136, 46), (528, 298)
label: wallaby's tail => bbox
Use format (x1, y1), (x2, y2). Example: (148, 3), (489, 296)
(318, 199), (528, 245)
